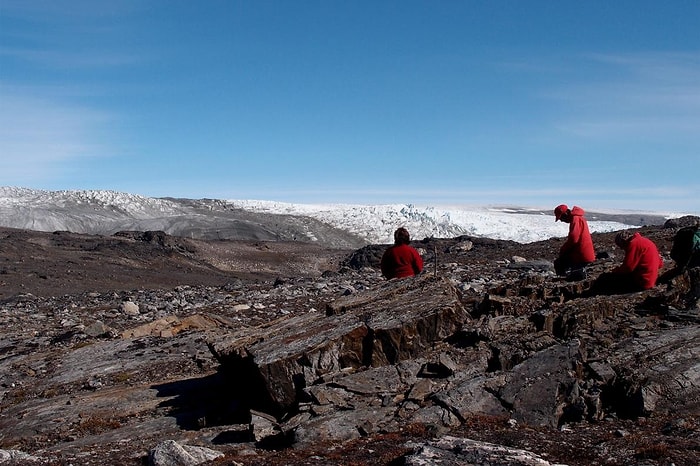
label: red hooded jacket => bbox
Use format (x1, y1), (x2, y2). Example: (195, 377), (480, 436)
(559, 206), (596, 264)
(614, 233), (664, 289)
(381, 244), (424, 279)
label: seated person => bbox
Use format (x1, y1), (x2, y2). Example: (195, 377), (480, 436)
(380, 227), (423, 279)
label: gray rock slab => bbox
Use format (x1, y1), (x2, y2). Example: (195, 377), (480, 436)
(149, 440), (224, 466)
(305, 385), (356, 408)
(408, 405), (461, 430)
(290, 404), (398, 448)
(404, 435), (568, 466)
(433, 374), (509, 421)
(608, 325), (700, 415)
(0, 385), (178, 446)
(0, 330), (216, 455)
(50, 333), (210, 385)
(330, 364), (405, 396)
(499, 340), (584, 428)
(0, 449), (39, 463)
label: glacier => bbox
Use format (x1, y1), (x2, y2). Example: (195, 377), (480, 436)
(0, 187), (674, 246)
(225, 199), (663, 244)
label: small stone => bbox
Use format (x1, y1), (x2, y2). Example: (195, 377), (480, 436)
(120, 301), (140, 316)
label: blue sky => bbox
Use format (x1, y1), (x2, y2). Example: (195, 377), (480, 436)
(1, 1), (699, 213)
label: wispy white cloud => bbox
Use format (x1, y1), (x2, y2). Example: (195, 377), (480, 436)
(1, 0), (147, 70)
(0, 46), (142, 69)
(555, 117), (700, 139)
(227, 184), (699, 212)
(276, 186), (696, 198)
(0, 86), (111, 183)
(0, 0), (144, 21)
(545, 52), (700, 141)
(0, 0), (135, 186)
(588, 52), (700, 83)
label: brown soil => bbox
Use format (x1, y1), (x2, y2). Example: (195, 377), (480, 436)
(0, 227), (348, 299)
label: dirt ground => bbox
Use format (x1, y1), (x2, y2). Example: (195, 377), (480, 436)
(0, 227), (349, 299)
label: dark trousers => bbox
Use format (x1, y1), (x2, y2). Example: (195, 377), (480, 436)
(554, 257), (590, 277)
(589, 272), (640, 295)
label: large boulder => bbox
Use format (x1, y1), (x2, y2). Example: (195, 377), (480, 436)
(209, 276), (469, 416)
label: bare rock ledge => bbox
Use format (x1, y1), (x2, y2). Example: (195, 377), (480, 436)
(208, 275), (468, 416)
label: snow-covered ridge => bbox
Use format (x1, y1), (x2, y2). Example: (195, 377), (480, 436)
(0, 187), (181, 217)
(0, 188), (668, 245)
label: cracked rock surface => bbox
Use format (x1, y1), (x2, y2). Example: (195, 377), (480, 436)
(0, 223), (699, 465)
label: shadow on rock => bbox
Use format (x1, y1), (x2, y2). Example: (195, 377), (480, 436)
(152, 370), (251, 430)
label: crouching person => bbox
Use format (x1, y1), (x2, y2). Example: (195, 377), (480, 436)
(591, 230), (663, 294)
(553, 204), (596, 280)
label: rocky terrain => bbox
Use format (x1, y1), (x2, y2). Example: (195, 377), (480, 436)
(1, 218), (699, 465)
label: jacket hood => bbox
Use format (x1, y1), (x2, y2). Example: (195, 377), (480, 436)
(570, 206), (585, 217)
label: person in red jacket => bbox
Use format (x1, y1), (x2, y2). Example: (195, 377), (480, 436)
(553, 204), (596, 278)
(612, 230), (664, 290)
(591, 230), (664, 294)
(381, 227), (424, 279)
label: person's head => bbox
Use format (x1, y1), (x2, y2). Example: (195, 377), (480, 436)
(615, 230), (635, 249)
(554, 204), (570, 222)
(394, 227), (410, 245)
